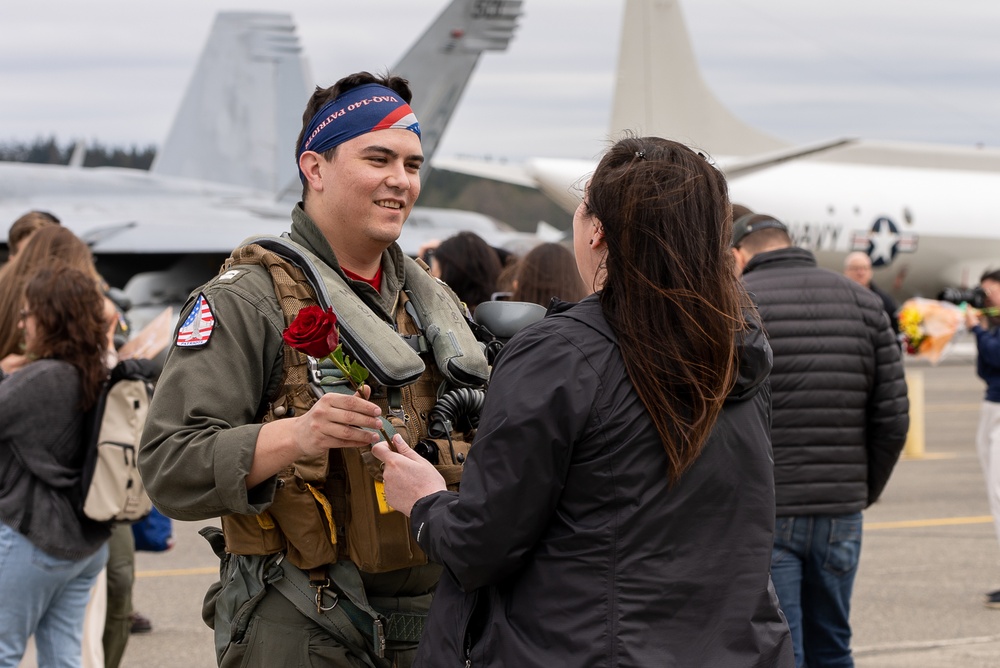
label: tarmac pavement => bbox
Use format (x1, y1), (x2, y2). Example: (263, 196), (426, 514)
(105, 354), (1000, 667)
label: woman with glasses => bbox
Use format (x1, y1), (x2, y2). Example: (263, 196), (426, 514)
(0, 265), (113, 667)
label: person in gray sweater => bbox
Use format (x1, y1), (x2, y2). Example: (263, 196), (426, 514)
(0, 265), (112, 667)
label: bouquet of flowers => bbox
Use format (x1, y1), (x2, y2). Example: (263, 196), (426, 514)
(897, 298), (963, 364)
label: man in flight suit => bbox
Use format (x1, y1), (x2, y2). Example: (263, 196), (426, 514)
(139, 71), (484, 667)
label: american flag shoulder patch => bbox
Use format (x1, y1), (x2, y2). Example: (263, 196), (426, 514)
(176, 293), (216, 348)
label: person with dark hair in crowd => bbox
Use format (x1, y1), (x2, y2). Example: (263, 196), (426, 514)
(0, 225), (107, 373)
(732, 202), (754, 223)
(0, 222), (150, 667)
(6, 210), (61, 259)
(0, 265), (112, 667)
(429, 231), (502, 313)
(966, 268), (1000, 608)
(510, 242), (588, 307)
(140, 71), (487, 667)
(844, 251), (900, 335)
(732, 213), (909, 667)
(373, 136), (794, 667)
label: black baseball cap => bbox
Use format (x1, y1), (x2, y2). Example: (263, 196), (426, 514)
(731, 214), (788, 247)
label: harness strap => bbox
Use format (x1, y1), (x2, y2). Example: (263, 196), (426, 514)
(272, 559), (426, 660)
(269, 561), (384, 668)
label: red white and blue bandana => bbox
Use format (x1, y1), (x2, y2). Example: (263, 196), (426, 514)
(175, 293), (215, 348)
(297, 83), (421, 182)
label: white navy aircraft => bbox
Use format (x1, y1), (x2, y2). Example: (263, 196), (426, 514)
(0, 0), (536, 319)
(437, 0), (1000, 301)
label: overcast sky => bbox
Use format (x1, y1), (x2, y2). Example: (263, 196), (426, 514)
(3, 0), (999, 162)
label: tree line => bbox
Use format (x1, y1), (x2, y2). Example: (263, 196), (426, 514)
(0, 136), (570, 232)
(0, 137), (156, 170)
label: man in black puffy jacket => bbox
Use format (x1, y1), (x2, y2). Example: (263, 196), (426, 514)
(732, 214), (910, 668)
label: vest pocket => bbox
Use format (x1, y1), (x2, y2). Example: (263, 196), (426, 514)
(266, 472), (338, 570)
(342, 445), (428, 573)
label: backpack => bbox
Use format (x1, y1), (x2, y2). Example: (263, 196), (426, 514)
(79, 358), (157, 524)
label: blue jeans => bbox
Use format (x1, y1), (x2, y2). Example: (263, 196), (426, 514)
(0, 522), (109, 668)
(770, 513), (863, 668)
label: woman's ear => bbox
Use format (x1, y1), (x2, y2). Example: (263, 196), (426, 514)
(590, 221), (606, 249)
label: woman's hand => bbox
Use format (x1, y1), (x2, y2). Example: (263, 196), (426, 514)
(372, 434), (447, 517)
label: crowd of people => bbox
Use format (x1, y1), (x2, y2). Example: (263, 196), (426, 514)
(3, 67), (1000, 668)
(0, 215), (153, 668)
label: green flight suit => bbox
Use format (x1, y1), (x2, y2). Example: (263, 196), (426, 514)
(139, 204), (444, 668)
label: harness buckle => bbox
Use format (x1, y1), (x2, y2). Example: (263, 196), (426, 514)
(309, 576), (338, 613)
(306, 356), (323, 385)
(373, 618), (386, 658)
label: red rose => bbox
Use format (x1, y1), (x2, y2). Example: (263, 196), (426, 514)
(282, 305), (339, 358)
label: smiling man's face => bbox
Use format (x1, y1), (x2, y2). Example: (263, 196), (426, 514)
(308, 128), (423, 256)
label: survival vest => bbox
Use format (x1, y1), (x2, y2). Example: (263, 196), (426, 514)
(218, 237), (488, 573)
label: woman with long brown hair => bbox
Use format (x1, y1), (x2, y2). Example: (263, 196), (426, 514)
(0, 225), (105, 363)
(374, 136), (792, 666)
(0, 265), (112, 666)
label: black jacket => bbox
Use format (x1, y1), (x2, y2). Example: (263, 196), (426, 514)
(742, 247), (909, 516)
(411, 296), (793, 668)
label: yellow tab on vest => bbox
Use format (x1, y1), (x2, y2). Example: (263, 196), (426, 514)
(305, 483), (338, 546)
(374, 481), (394, 514)
(256, 511), (276, 530)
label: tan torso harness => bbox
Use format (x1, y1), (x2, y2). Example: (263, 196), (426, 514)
(219, 236), (487, 574)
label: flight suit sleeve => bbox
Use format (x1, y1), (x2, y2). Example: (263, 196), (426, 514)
(138, 268), (286, 521)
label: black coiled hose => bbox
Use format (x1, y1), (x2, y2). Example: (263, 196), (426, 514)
(427, 388), (486, 439)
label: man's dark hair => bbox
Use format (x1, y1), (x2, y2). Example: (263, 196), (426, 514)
(981, 268), (1000, 284)
(738, 227), (793, 254)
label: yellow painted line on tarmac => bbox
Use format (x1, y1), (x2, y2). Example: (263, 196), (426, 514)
(900, 451), (957, 460)
(136, 566), (217, 578)
(925, 403), (980, 412)
(865, 515), (993, 531)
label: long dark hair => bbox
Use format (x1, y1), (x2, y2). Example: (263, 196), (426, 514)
(512, 242), (589, 307)
(586, 136), (749, 483)
(24, 265), (109, 411)
(433, 231), (503, 313)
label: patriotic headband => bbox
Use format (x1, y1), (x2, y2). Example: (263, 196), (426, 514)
(298, 83), (421, 182)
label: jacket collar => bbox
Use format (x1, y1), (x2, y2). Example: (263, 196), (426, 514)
(743, 246), (816, 275)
